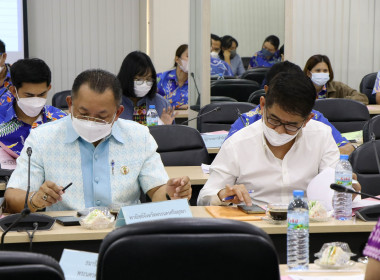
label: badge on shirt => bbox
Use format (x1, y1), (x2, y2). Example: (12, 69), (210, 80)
(120, 166), (129, 175)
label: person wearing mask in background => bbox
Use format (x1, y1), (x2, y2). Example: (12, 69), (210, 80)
(218, 35), (245, 77)
(157, 44), (189, 109)
(371, 71), (380, 104)
(117, 51), (176, 125)
(0, 39), (13, 105)
(210, 34), (233, 77)
(0, 58), (66, 156)
(226, 61), (355, 155)
(249, 35), (281, 69)
(304, 54), (368, 104)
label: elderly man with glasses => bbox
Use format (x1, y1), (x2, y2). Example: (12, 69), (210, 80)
(5, 69), (191, 213)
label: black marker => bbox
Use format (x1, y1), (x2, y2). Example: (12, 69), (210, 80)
(62, 182), (72, 192)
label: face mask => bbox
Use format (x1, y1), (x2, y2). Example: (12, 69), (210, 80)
(16, 90), (47, 117)
(210, 51), (219, 58)
(261, 48), (274, 57)
(229, 50), (237, 59)
(262, 118), (300, 146)
(311, 72), (330, 86)
(179, 59), (188, 73)
(71, 114), (115, 143)
(134, 81), (152, 97)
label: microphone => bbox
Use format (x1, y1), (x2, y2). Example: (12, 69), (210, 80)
(236, 108), (247, 127)
(190, 72), (201, 112)
(330, 183), (380, 201)
(180, 106), (221, 125)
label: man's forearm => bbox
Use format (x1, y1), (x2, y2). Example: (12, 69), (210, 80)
(4, 188), (35, 213)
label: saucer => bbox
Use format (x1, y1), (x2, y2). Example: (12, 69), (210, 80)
(261, 216), (287, 225)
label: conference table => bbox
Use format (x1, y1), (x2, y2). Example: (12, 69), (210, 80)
(368, 104), (380, 115)
(1, 207), (376, 265)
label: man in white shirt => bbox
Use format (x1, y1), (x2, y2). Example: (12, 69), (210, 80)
(198, 72), (341, 206)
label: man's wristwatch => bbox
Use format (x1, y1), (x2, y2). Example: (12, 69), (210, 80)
(29, 191), (45, 210)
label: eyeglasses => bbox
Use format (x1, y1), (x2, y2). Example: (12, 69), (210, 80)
(265, 110), (305, 133)
(74, 115), (113, 125)
(134, 79), (153, 86)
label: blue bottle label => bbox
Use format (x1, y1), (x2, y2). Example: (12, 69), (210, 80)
(287, 213), (309, 230)
(336, 176), (352, 187)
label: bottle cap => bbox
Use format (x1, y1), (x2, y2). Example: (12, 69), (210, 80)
(293, 190), (304, 197)
(149, 105), (155, 109)
(340, 154), (349, 160)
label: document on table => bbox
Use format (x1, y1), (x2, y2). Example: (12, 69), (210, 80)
(0, 147), (16, 170)
(285, 275), (364, 280)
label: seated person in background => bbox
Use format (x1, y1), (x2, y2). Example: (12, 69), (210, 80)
(198, 72), (343, 206)
(249, 35), (281, 69)
(157, 44), (189, 109)
(363, 218), (380, 280)
(372, 71), (380, 104)
(218, 35), (245, 77)
(227, 61), (355, 155)
(4, 69), (191, 212)
(0, 58), (67, 156)
(304, 54), (368, 104)
(0, 39), (13, 104)
(117, 51), (176, 125)
(210, 34), (233, 77)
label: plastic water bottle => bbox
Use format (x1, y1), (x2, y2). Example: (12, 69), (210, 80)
(333, 154), (353, 220)
(146, 105), (158, 126)
(287, 190), (309, 270)
(217, 73), (224, 80)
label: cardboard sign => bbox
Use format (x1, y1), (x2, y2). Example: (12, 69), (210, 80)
(59, 249), (98, 280)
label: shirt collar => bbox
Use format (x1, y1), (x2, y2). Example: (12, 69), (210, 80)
(64, 115), (124, 144)
(167, 68), (188, 85)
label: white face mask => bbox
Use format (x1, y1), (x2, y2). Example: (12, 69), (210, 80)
(311, 72), (329, 86)
(210, 51), (219, 58)
(71, 114), (115, 143)
(179, 59), (188, 73)
(262, 118), (301, 147)
(134, 81), (152, 98)
(16, 90), (47, 117)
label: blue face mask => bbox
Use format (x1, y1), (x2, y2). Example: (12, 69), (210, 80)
(261, 48), (274, 58)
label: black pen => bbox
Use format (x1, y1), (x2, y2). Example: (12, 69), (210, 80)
(62, 182), (72, 192)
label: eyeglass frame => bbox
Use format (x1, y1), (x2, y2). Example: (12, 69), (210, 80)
(264, 108), (306, 134)
(73, 113), (116, 125)
(134, 79), (154, 86)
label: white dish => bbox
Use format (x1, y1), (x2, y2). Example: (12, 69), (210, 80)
(314, 259), (356, 269)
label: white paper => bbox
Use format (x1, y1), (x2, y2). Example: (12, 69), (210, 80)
(307, 167), (335, 211)
(288, 275), (364, 280)
(201, 163), (210, 174)
(352, 198), (380, 208)
(59, 249), (98, 280)
(0, 147), (16, 170)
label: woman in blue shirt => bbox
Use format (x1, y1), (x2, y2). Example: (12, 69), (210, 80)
(249, 35), (281, 69)
(157, 44), (189, 109)
(218, 35), (245, 77)
(117, 51), (176, 125)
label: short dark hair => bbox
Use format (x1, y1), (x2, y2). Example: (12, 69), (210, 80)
(266, 61), (303, 84)
(265, 72), (316, 118)
(10, 58), (51, 90)
(263, 35), (280, 50)
(117, 51), (157, 99)
(0, 40), (5, 53)
(303, 54), (334, 83)
(174, 44), (188, 67)
(219, 35), (238, 60)
(72, 69), (122, 106)
(211, 34), (221, 42)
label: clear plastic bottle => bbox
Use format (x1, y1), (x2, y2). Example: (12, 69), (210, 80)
(217, 73), (224, 80)
(287, 190), (309, 270)
(333, 154), (353, 220)
(146, 105), (158, 126)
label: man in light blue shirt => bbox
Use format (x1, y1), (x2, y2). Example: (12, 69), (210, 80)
(5, 69), (191, 212)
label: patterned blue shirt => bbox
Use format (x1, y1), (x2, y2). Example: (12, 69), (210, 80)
(317, 84), (328, 99)
(0, 64), (13, 104)
(0, 101), (67, 156)
(226, 104), (350, 148)
(249, 50), (281, 68)
(157, 69), (188, 108)
(210, 57), (233, 77)
(372, 71), (380, 95)
(6, 116), (169, 210)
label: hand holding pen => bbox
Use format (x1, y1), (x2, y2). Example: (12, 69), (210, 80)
(217, 184), (253, 206)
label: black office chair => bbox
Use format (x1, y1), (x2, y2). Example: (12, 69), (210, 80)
(248, 89), (266, 105)
(359, 72), (377, 104)
(210, 75), (236, 80)
(149, 125), (210, 166)
(313, 99), (370, 133)
(52, 90), (71, 110)
(197, 102), (256, 133)
(363, 115), (380, 142)
(0, 251), (64, 280)
(211, 96), (238, 103)
(241, 56), (251, 70)
(350, 140), (380, 196)
(240, 67), (270, 85)
(96, 218), (280, 280)
(210, 79), (260, 102)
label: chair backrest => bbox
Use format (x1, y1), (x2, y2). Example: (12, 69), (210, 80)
(363, 115), (380, 143)
(210, 79), (260, 102)
(197, 102), (256, 133)
(359, 72), (377, 104)
(240, 67), (270, 85)
(96, 218), (280, 280)
(211, 96), (238, 103)
(52, 90), (71, 110)
(248, 89), (266, 105)
(149, 125), (210, 166)
(0, 251), (64, 280)
(313, 99), (370, 133)
(241, 56), (251, 70)
(350, 140), (380, 196)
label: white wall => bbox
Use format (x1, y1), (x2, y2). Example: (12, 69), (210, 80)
(27, 0), (140, 104)
(285, 0), (380, 90)
(210, 0), (285, 58)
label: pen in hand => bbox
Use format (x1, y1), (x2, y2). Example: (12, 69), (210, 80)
(222, 190), (254, 202)
(62, 182), (72, 192)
